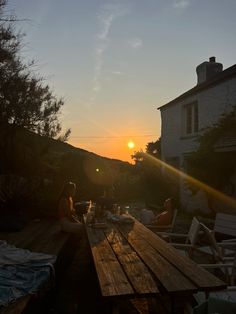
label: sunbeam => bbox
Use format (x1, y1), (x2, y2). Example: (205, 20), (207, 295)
(144, 153), (236, 210)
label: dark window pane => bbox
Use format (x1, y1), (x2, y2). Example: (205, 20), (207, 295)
(186, 105), (192, 134)
(166, 157), (180, 169)
(194, 102), (198, 132)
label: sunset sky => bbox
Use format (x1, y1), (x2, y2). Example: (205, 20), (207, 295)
(10, 0), (236, 162)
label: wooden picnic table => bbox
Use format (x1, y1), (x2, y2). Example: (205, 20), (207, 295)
(85, 214), (227, 313)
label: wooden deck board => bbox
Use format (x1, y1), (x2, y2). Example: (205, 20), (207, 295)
(86, 226), (134, 297)
(104, 225), (159, 295)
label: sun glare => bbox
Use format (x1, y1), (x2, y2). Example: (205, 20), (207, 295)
(145, 153), (236, 210)
(127, 141), (135, 149)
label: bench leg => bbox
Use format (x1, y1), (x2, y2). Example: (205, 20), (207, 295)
(112, 301), (120, 314)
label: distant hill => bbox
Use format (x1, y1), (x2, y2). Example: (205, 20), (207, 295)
(0, 123), (130, 174)
(0, 124), (138, 216)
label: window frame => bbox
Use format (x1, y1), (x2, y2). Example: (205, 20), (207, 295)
(182, 101), (199, 136)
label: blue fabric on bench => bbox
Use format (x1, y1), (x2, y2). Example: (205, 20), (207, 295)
(0, 240), (56, 306)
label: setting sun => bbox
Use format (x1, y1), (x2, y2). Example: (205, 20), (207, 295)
(127, 141), (135, 149)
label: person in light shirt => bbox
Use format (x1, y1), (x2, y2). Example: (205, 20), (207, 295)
(140, 208), (155, 224)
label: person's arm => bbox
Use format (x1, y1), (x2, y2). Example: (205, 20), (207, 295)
(151, 213), (161, 224)
(69, 198), (82, 223)
(59, 197), (75, 221)
(58, 198), (69, 219)
(152, 211), (172, 225)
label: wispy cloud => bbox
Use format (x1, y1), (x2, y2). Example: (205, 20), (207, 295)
(92, 44), (106, 93)
(128, 37), (143, 49)
(97, 14), (114, 40)
(110, 70), (125, 76)
(87, 2), (129, 108)
(173, 0), (190, 9)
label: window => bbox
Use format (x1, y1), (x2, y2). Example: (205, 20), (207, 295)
(183, 102), (198, 135)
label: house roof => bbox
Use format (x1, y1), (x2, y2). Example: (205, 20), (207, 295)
(158, 64), (236, 110)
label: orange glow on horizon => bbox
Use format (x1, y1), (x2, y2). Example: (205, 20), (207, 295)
(68, 136), (153, 163)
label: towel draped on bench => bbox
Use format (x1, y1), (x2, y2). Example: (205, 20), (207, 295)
(0, 240), (56, 306)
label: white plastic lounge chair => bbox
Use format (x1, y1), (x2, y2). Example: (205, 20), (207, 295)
(156, 217), (201, 258)
(198, 222), (236, 285)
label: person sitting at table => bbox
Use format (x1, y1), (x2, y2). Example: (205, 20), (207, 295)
(58, 181), (84, 234)
(151, 198), (175, 226)
(140, 208), (155, 224)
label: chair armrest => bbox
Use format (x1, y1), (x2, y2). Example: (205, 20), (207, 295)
(171, 243), (193, 248)
(200, 263), (234, 269)
(145, 225), (172, 230)
(222, 238), (236, 243)
(217, 242), (236, 247)
(155, 232), (188, 238)
(222, 256), (235, 261)
(218, 242), (236, 248)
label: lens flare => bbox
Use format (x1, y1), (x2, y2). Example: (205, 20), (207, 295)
(144, 152), (236, 210)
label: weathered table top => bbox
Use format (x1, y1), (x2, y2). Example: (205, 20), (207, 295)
(85, 215), (226, 299)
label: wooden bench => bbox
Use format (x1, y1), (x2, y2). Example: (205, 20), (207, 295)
(0, 219), (71, 314)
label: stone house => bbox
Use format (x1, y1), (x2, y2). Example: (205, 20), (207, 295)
(158, 57), (236, 213)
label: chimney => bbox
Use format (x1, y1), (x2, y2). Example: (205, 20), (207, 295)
(196, 57), (223, 85)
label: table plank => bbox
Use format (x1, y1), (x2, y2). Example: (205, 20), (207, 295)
(104, 225), (159, 295)
(86, 226), (134, 297)
(131, 218), (226, 291)
(118, 223), (197, 293)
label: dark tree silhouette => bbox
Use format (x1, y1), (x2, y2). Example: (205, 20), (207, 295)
(0, 0), (70, 140)
(146, 138), (161, 158)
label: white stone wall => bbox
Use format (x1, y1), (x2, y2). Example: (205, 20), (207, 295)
(160, 76), (236, 212)
(161, 77), (236, 164)
(198, 78), (236, 130)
